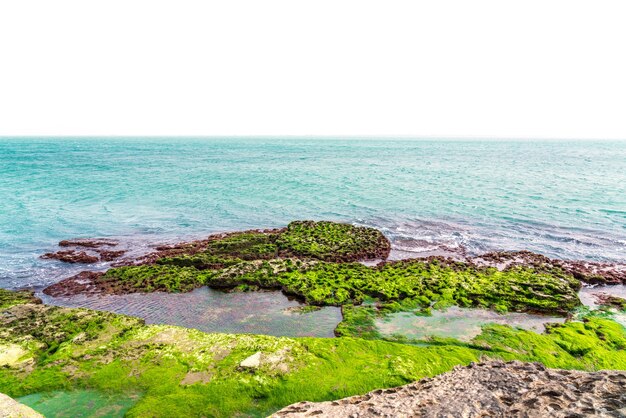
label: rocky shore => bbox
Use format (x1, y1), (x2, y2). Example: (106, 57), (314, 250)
(272, 361), (626, 418)
(5, 220), (624, 416)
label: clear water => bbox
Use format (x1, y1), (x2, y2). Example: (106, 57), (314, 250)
(375, 306), (565, 342)
(579, 285), (626, 327)
(40, 288), (342, 338)
(2, 137), (626, 289)
(18, 390), (139, 418)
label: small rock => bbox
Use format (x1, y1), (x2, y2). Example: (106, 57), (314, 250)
(0, 393), (43, 417)
(240, 352), (263, 369)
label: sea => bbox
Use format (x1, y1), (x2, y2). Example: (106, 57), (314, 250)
(1, 137), (625, 290)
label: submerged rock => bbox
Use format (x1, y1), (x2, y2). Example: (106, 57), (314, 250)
(0, 393), (43, 418)
(271, 361), (626, 417)
(58, 239), (118, 248)
(41, 250), (99, 264)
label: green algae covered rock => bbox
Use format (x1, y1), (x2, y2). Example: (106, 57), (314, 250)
(276, 221), (391, 262)
(101, 264), (211, 293)
(84, 254), (581, 314)
(0, 287), (625, 418)
(204, 258), (581, 314)
(0, 289), (40, 310)
(155, 220), (390, 268)
(43, 221), (582, 316)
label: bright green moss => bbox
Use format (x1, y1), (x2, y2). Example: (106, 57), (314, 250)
(597, 295), (626, 311)
(473, 317), (626, 370)
(102, 254), (580, 315)
(1, 295), (625, 418)
(0, 289), (39, 309)
(275, 220), (391, 262)
(206, 258), (581, 314)
(334, 305), (381, 339)
(157, 232), (280, 270)
(102, 265), (212, 293)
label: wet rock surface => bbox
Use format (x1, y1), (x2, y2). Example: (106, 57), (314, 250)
(58, 239), (119, 248)
(272, 361), (626, 418)
(595, 294), (626, 311)
(41, 250), (100, 264)
(41, 239), (125, 264)
(472, 251), (626, 285)
(42, 271), (105, 297)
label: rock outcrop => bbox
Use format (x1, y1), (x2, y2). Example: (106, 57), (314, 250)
(0, 393), (43, 418)
(271, 361), (626, 417)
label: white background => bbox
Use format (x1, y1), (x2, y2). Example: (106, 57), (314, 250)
(1, 0), (625, 138)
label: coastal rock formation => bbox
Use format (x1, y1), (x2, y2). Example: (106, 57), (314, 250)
(42, 271), (105, 297)
(40, 222), (583, 315)
(0, 393), (43, 418)
(2, 287), (626, 418)
(271, 361), (626, 418)
(595, 294), (626, 311)
(58, 239), (118, 248)
(41, 238), (125, 264)
(472, 251), (626, 285)
(41, 250), (99, 263)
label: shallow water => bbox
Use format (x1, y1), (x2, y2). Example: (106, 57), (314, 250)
(578, 284), (626, 308)
(41, 287), (342, 338)
(2, 138), (626, 289)
(375, 306), (565, 342)
(18, 390), (139, 418)
(578, 284), (626, 326)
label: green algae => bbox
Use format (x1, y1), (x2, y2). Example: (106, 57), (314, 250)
(102, 265), (211, 293)
(0, 289), (40, 309)
(275, 220), (390, 262)
(206, 258), (581, 314)
(101, 256), (581, 315)
(1, 287), (625, 418)
(158, 231), (280, 269)
(18, 390), (140, 418)
(598, 295), (626, 311)
(335, 304), (381, 339)
(156, 221), (389, 269)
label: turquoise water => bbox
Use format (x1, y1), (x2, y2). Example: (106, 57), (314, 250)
(1, 138), (626, 289)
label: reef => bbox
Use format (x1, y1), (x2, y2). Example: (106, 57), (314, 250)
(595, 294), (626, 311)
(41, 250), (100, 264)
(0, 289), (41, 310)
(41, 238), (125, 264)
(17, 220), (626, 416)
(42, 221), (586, 316)
(472, 250), (626, 285)
(272, 361), (626, 417)
(1, 289), (625, 417)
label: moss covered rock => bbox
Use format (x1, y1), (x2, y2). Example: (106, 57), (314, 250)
(0, 288), (624, 418)
(276, 221), (391, 262)
(0, 289), (40, 310)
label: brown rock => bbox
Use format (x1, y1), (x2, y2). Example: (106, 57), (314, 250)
(40, 250), (99, 264)
(0, 393), (43, 417)
(43, 271), (105, 297)
(270, 361), (626, 417)
(58, 239), (118, 248)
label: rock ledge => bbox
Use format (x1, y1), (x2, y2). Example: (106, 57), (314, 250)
(271, 361), (626, 417)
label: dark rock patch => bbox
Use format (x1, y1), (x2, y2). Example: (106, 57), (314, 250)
(41, 250), (99, 264)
